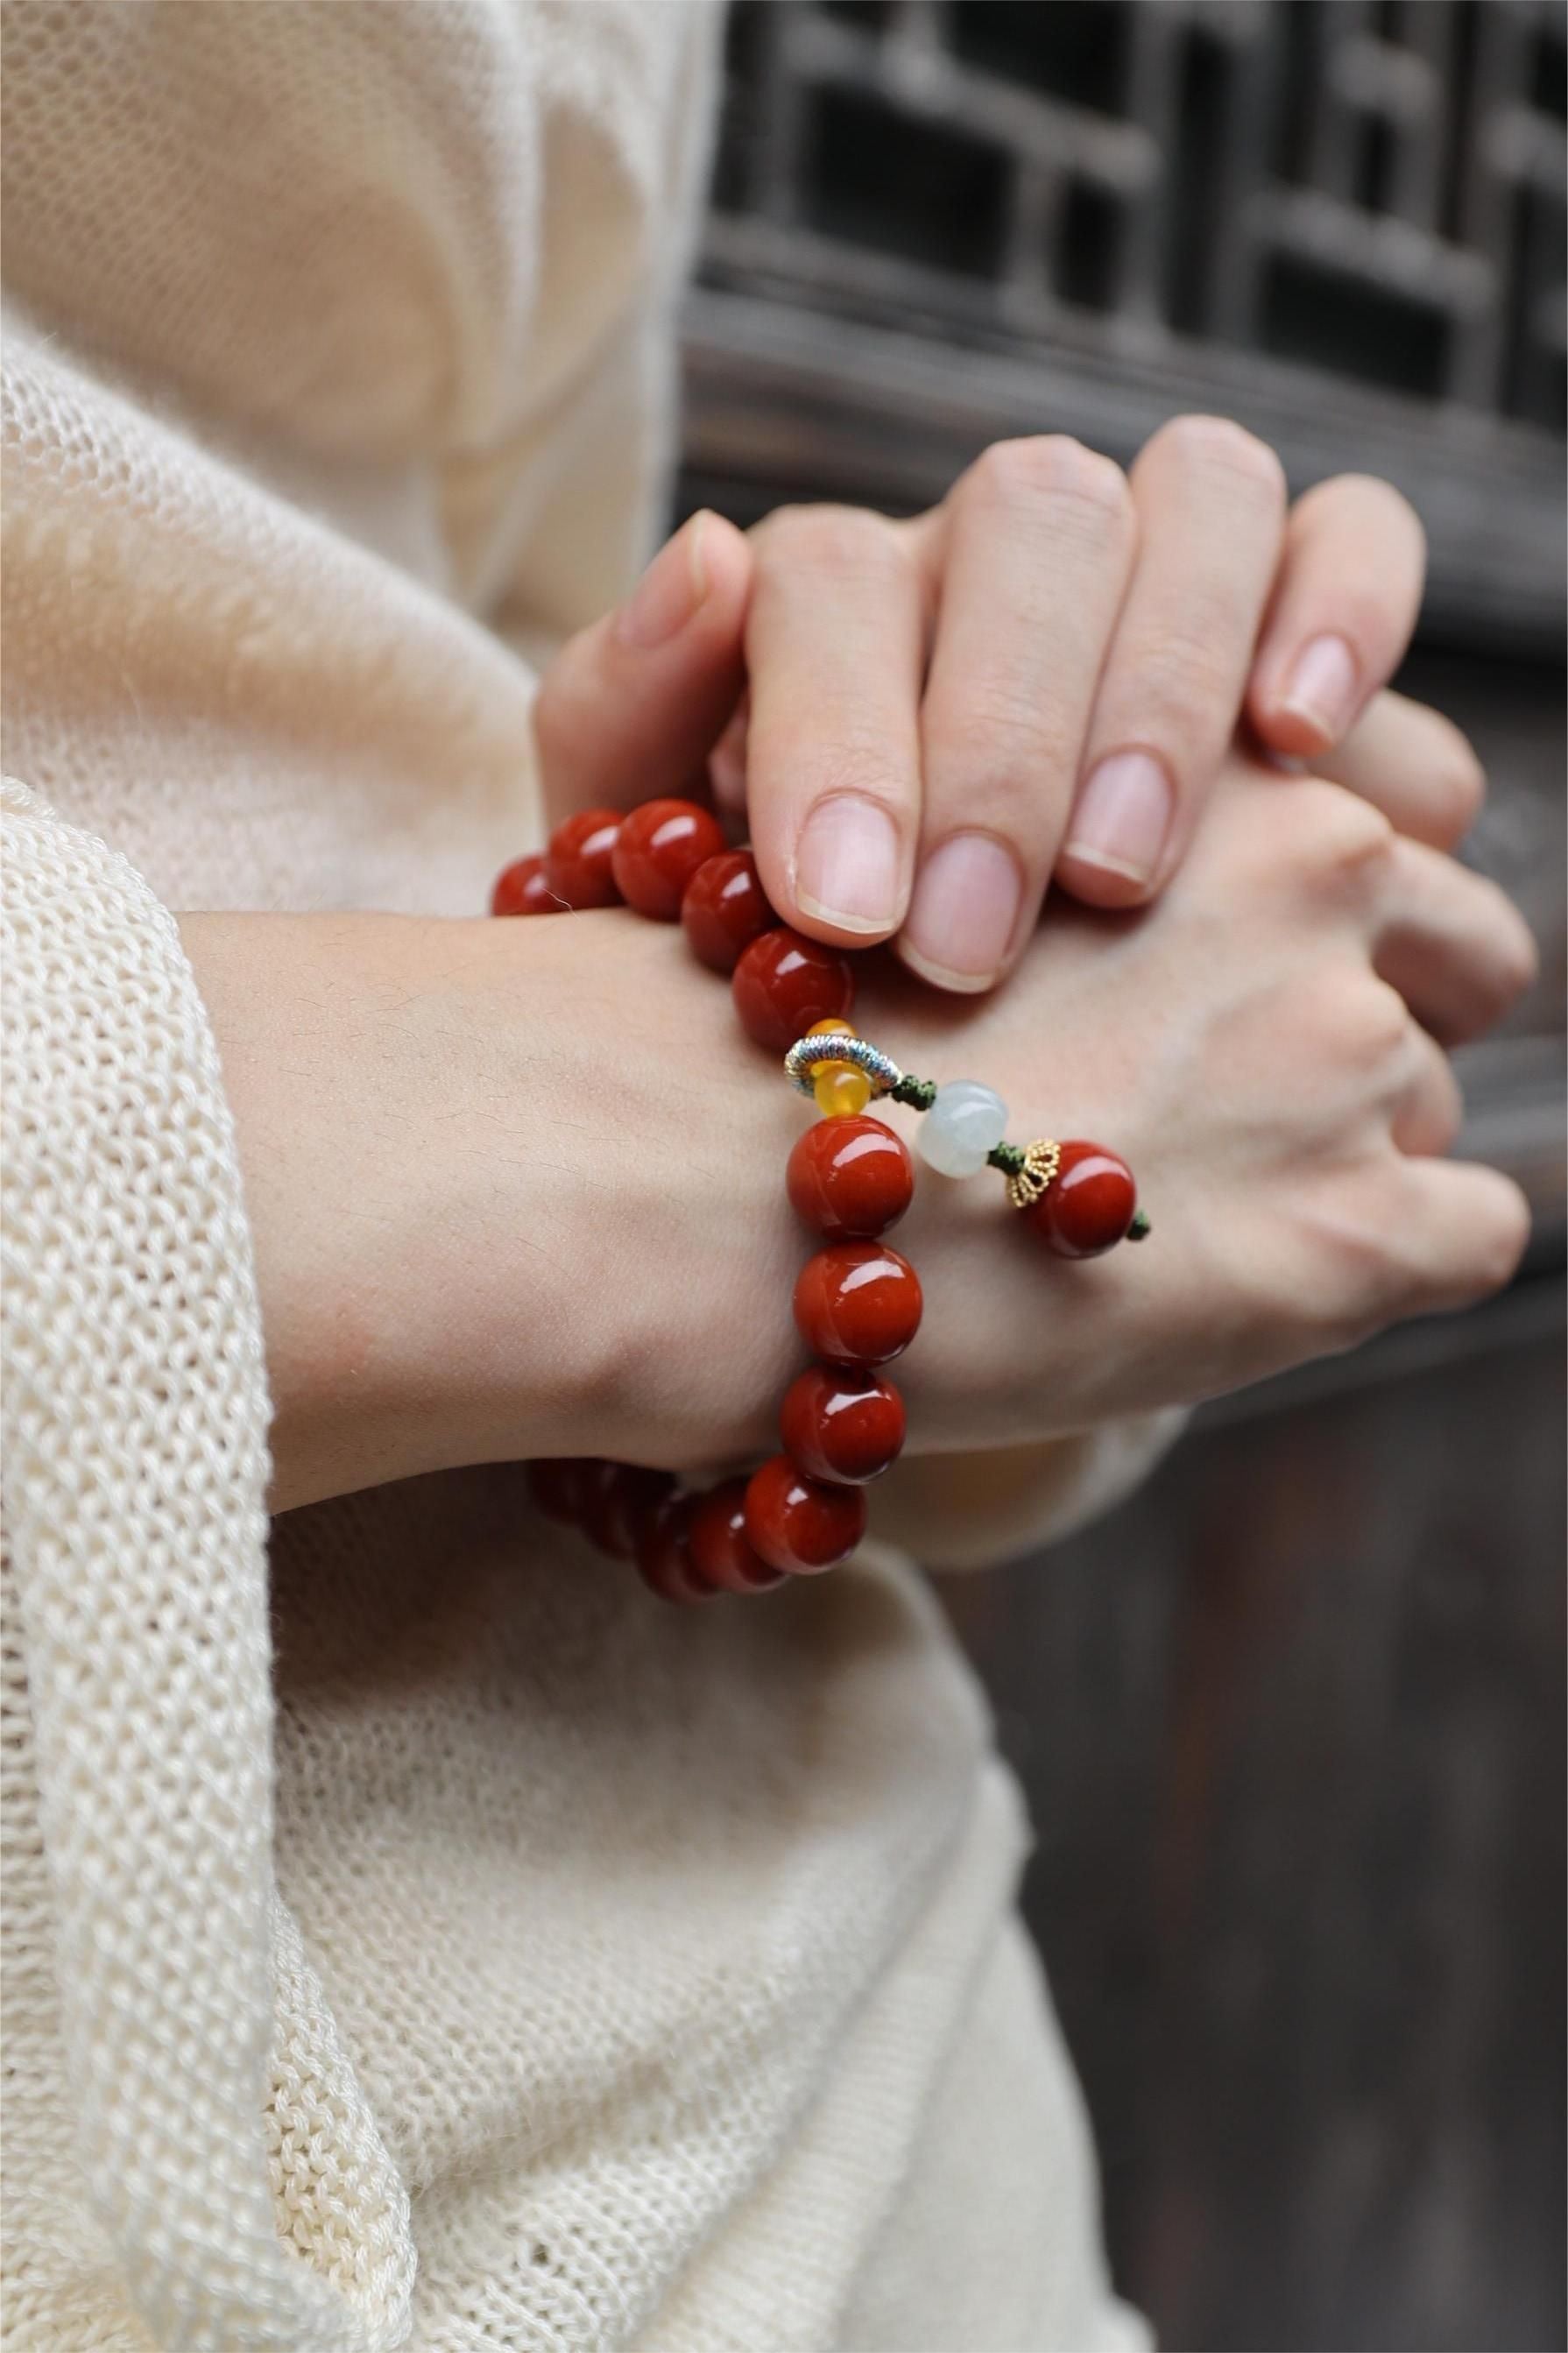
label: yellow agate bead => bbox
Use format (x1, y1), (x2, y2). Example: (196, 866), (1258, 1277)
(805, 1018), (871, 1118)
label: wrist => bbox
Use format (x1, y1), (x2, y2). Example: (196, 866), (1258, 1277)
(180, 909), (793, 1511)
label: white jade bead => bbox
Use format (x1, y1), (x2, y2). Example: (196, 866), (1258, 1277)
(916, 1080), (1010, 1177)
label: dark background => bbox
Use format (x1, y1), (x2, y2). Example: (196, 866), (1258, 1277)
(676, 6), (1566, 2348)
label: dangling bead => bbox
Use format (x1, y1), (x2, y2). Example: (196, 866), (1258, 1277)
(916, 1080), (1009, 1177)
(804, 1017), (873, 1117)
(1024, 1141), (1138, 1258)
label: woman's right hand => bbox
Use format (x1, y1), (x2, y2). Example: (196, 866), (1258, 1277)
(182, 755), (1534, 1513)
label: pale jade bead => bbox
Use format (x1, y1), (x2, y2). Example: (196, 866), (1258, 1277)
(916, 1080), (1009, 1177)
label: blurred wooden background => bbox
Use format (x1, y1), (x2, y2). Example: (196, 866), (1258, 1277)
(677, 5), (1566, 2346)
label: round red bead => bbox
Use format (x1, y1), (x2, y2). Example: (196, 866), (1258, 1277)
(786, 1115), (913, 1240)
(527, 1457), (589, 1523)
(731, 928), (855, 1054)
(580, 1461), (676, 1558)
(744, 1453), (867, 1575)
(681, 850), (773, 973)
(688, 1478), (786, 1593)
(635, 1493), (717, 1604)
(1026, 1141), (1138, 1259)
(793, 1240), (923, 1367)
(610, 797), (726, 921)
(544, 809), (624, 909)
(492, 854), (561, 917)
(780, 1366), (905, 1486)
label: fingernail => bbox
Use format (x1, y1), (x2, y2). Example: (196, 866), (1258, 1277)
(1275, 632), (1359, 745)
(795, 795), (902, 933)
(900, 832), (1023, 991)
(1063, 750), (1173, 888)
(616, 514), (709, 651)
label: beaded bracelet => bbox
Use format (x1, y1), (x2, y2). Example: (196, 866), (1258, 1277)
(493, 799), (1145, 1604)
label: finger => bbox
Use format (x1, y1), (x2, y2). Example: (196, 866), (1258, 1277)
(1247, 475), (1425, 757)
(1389, 1024), (1464, 1158)
(1384, 1156), (1530, 1318)
(900, 436), (1136, 991)
(744, 505), (926, 945)
(1313, 689), (1486, 850)
(1374, 836), (1539, 1046)
(532, 511), (752, 825)
(1056, 415), (1287, 908)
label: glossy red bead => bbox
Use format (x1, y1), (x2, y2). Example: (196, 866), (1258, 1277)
(680, 849), (773, 973)
(780, 1366), (905, 1486)
(610, 797), (726, 921)
(634, 1493), (717, 1604)
(544, 809), (624, 909)
(492, 854), (562, 917)
(744, 1453), (867, 1575)
(1026, 1141), (1138, 1259)
(527, 1456), (589, 1523)
(580, 1461), (676, 1558)
(793, 1240), (923, 1367)
(786, 1115), (913, 1240)
(731, 927), (855, 1054)
(688, 1477), (787, 1593)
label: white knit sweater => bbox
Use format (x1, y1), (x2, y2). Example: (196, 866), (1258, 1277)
(1, 7), (1165, 2347)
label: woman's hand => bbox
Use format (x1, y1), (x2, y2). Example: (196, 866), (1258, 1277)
(531, 433), (1466, 993)
(183, 759), (1532, 1515)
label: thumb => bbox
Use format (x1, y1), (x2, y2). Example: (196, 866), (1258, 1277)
(533, 510), (752, 825)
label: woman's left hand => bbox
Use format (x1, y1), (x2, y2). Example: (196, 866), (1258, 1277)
(532, 426), (1462, 993)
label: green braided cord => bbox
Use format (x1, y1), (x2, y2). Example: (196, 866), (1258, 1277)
(986, 1141), (1028, 1177)
(1127, 1208), (1152, 1241)
(891, 1074), (937, 1111)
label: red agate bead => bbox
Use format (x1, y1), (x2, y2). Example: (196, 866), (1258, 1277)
(1026, 1141), (1138, 1259)
(732, 928), (855, 1053)
(492, 854), (561, 917)
(688, 1478), (786, 1593)
(635, 1494), (717, 1604)
(580, 1462), (676, 1558)
(787, 1115), (913, 1240)
(780, 1366), (905, 1485)
(681, 849), (773, 972)
(527, 1457), (589, 1523)
(793, 1240), (922, 1367)
(545, 809), (624, 909)
(611, 797), (726, 920)
(745, 1453), (867, 1574)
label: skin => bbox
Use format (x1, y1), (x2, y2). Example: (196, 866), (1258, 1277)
(533, 427), (1444, 994)
(183, 757), (1536, 1516)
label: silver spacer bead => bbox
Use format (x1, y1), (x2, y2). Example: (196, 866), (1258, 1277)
(783, 1031), (905, 1099)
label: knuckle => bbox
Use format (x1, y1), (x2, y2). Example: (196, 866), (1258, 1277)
(969, 435), (1131, 533)
(1289, 779), (1396, 889)
(1147, 413), (1288, 507)
(1126, 633), (1243, 750)
(753, 501), (903, 583)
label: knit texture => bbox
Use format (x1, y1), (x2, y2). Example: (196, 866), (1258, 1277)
(2, 6), (1160, 2345)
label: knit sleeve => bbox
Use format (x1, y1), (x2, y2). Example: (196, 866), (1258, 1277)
(867, 1410), (1190, 1575)
(0, 781), (413, 2350)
